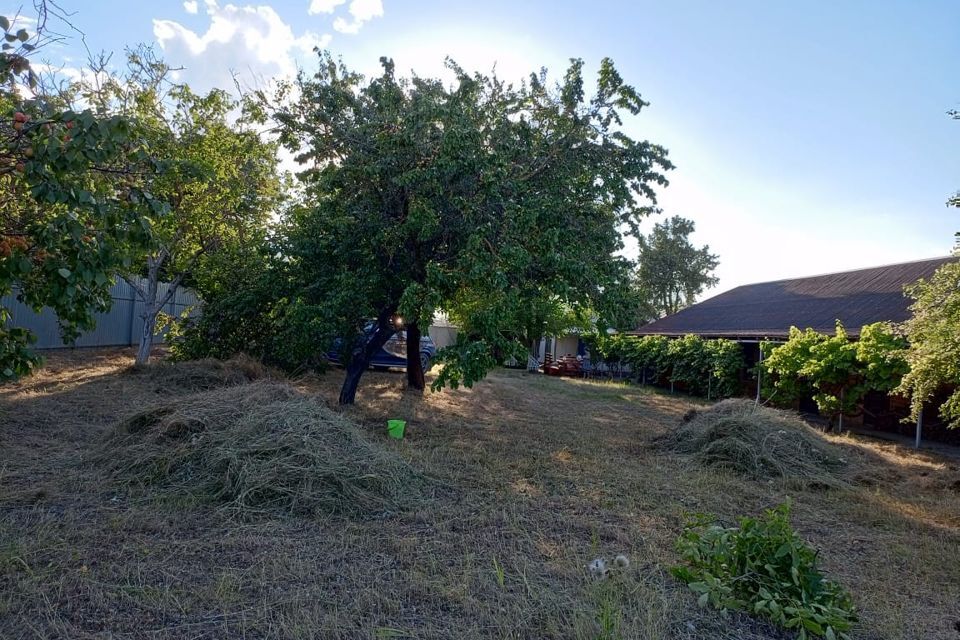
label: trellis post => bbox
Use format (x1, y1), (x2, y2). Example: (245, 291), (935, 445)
(915, 407), (923, 449)
(838, 388), (844, 433)
(755, 345), (763, 405)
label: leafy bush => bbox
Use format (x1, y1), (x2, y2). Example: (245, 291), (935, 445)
(667, 334), (711, 393)
(168, 244), (333, 374)
(762, 322), (908, 424)
(624, 334), (670, 382)
(897, 259), (960, 429)
(672, 503), (857, 640)
(599, 334), (744, 398)
(0, 319), (40, 381)
(704, 338), (746, 398)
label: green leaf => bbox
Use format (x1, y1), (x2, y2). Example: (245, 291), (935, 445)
(687, 581), (711, 594)
(57, 268), (72, 279)
(0, 16), (9, 31)
(802, 618), (824, 635)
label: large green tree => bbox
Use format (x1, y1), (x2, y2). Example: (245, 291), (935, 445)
(1, 14), (166, 380)
(269, 54), (672, 404)
(635, 215), (718, 318)
(893, 108), (960, 429)
(897, 257), (960, 429)
(72, 51), (282, 365)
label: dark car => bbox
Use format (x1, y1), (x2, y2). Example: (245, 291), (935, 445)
(328, 326), (436, 371)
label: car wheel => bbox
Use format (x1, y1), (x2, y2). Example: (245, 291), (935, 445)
(420, 353), (431, 372)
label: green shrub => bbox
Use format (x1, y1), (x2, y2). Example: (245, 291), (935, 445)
(612, 334), (744, 398)
(168, 243), (334, 374)
(761, 321), (908, 424)
(623, 334), (669, 382)
(0, 321), (40, 382)
(672, 503), (856, 640)
(704, 338), (746, 398)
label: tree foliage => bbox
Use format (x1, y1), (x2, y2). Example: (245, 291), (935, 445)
(636, 215), (718, 318)
(1, 14), (166, 380)
(896, 259), (960, 428)
(584, 333), (744, 399)
(69, 50), (282, 365)
(264, 53), (672, 403)
(761, 322), (908, 424)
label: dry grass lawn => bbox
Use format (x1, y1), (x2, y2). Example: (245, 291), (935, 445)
(1, 348), (959, 639)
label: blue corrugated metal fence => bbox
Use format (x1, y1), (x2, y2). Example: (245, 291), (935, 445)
(1, 278), (200, 349)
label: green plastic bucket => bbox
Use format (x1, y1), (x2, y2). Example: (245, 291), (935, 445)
(387, 419), (406, 439)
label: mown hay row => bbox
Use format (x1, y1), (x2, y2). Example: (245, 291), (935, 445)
(127, 355), (269, 394)
(658, 399), (847, 487)
(101, 380), (426, 518)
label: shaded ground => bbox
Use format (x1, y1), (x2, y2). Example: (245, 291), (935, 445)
(1, 348), (959, 639)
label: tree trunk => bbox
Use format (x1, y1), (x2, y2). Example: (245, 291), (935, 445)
(130, 253), (183, 367)
(135, 310), (157, 365)
(133, 258), (162, 366)
(338, 309), (396, 405)
(405, 321), (425, 392)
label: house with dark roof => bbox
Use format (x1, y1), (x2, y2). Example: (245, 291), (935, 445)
(628, 256), (955, 341)
(627, 256), (959, 443)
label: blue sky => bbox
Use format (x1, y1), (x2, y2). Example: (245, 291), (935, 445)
(4, 0), (958, 294)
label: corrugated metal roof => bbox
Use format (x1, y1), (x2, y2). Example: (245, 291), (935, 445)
(628, 256), (956, 339)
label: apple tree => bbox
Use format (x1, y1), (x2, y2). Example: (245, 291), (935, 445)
(269, 53), (672, 404)
(1, 15), (167, 380)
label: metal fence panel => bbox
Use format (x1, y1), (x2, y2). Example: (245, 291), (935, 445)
(1, 278), (200, 349)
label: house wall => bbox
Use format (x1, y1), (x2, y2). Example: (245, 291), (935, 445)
(535, 335), (582, 362)
(428, 325), (458, 349)
(553, 336), (580, 360)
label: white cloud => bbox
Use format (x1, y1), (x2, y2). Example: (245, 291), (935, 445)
(333, 0), (383, 34)
(346, 0), (383, 22)
(28, 63), (113, 105)
(153, 1), (330, 92)
(308, 0), (346, 14)
(182, 1), (199, 14)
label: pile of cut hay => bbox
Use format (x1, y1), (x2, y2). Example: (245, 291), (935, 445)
(101, 380), (425, 518)
(658, 399), (847, 487)
(128, 355), (268, 394)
